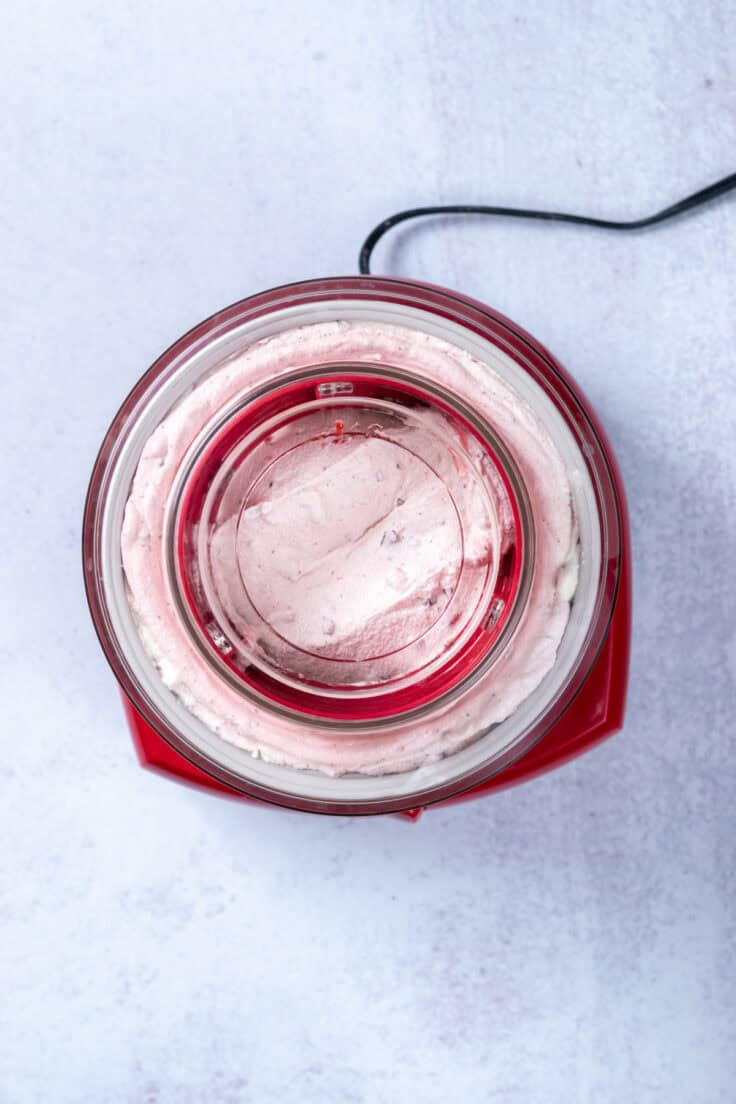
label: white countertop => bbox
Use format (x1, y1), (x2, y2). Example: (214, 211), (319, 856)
(2, 2), (735, 1100)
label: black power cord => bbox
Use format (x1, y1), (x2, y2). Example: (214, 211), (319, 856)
(358, 172), (736, 275)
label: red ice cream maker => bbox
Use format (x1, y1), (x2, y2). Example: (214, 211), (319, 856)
(83, 277), (631, 819)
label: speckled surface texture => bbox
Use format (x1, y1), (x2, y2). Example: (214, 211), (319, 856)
(1, 2), (735, 1101)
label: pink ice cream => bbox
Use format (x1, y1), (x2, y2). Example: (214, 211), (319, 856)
(121, 321), (578, 775)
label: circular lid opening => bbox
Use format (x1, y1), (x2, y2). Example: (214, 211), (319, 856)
(173, 368), (528, 721)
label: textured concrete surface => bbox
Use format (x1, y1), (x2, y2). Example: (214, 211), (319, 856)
(1, 2), (735, 1101)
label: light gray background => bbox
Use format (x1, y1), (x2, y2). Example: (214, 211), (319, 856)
(1, 2), (735, 1101)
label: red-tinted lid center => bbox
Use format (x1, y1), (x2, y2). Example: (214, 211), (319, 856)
(174, 368), (527, 721)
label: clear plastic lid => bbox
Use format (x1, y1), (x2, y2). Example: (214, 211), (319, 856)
(84, 278), (622, 814)
(175, 367), (528, 720)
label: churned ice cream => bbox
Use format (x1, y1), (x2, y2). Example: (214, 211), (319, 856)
(121, 320), (579, 775)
